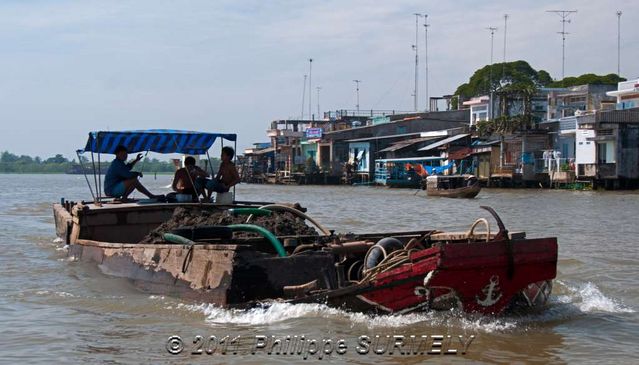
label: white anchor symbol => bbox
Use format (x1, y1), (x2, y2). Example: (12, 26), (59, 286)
(476, 275), (502, 307)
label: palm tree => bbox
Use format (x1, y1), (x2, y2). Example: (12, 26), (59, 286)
(477, 83), (537, 168)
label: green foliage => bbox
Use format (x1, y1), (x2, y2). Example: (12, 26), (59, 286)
(455, 60), (553, 99)
(0, 151), (73, 173)
(548, 73), (626, 88)
(0, 151), (188, 174)
(454, 61), (624, 101)
(476, 114), (532, 138)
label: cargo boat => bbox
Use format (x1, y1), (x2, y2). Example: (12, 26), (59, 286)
(53, 130), (557, 315)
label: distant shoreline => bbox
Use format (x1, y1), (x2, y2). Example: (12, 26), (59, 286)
(0, 172), (176, 175)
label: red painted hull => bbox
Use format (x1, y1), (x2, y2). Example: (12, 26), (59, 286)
(358, 238), (557, 314)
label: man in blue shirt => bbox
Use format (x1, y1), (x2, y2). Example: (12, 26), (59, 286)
(104, 145), (160, 202)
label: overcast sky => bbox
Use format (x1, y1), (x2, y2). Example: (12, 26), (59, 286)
(1, 0), (637, 158)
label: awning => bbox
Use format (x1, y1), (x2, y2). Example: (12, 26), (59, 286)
(80, 129), (237, 155)
(345, 132), (421, 142)
(471, 139), (500, 146)
(251, 147), (275, 155)
(448, 147), (473, 160)
(418, 134), (470, 152)
(375, 156), (444, 163)
(378, 136), (440, 153)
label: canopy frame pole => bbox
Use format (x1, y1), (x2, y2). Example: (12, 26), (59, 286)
(77, 151), (96, 202)
(138, 150), (149, 173)
(233, 139), (237, 203)
(96, 134), (102, 202)
(172, 137), (202, 204)
(97, 151), (102, 202)
(90, 151), (99, 204)
(219, 138), (225, 204)
(131, 150), (149, 199)
(205, 150), (214, 175)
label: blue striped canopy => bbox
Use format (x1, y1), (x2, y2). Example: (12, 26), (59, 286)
(81, 129), (237, 155)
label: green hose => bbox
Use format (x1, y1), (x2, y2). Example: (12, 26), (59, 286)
(228, 208), (272, 217)
(163, 225), (287, 258)
(228, 224), (287, 257)
(163, 233), (195, 245)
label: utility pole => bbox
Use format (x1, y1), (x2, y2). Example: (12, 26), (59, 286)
(300, 74), (307, 119)
(502, 14), (508, 80)
(316, 86), (321, 119)
(308, 58), (313, 119)
(617, 10), (622, 76)
(487, 26), (497, 120)
(546, 10), (577, 80)
(413, 13), (422, 111)
(423, 14), (430, 112)
(353, 80), (361, 113)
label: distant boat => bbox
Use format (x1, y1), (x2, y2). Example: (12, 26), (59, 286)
(423, 175), (481, 198)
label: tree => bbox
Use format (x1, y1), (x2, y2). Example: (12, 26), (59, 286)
(455, 60), (553, 101)
(17, 155), (34, 164)
(476, 83), (536, 168)
(548, 73), (625, 88)
(45, 154), (68, 164)
(1, 151), (19, 163)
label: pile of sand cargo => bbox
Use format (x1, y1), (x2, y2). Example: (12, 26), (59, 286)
(140, 206), (318, 244)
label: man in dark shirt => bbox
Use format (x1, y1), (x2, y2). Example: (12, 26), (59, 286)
(104, 145), (159, 202)
(172, 156), (209, 199)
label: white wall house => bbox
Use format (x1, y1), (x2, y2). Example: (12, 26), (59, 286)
(575, 128), (596, 177)
(463, 96), (490, 126)
(606, 79), (639, 110)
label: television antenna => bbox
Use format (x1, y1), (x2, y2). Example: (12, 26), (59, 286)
(546, 10), (578, 80)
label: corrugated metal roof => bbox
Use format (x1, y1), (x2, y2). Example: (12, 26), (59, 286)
(378, 136), (440, 152)
(418, 134), (470, 151)
(345, 132), (421, 142)
(250, 147), (275, 155)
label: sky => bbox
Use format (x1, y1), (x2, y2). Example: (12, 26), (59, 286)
(0, 0), (637, 159)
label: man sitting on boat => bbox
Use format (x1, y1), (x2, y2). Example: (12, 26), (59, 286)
(104, 145), (161, 202)
(208, 146), (240, 200)
(173, 148), (239, 202)
(172, 156), (210, 200)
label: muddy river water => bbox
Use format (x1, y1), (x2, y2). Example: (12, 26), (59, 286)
(1, 174), (637, 364)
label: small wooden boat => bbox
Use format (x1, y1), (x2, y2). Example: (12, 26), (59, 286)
(423, 175), (481, 198)
(52, 130), (556, 315)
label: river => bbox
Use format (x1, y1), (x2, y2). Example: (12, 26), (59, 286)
(1, 174), (637, 364)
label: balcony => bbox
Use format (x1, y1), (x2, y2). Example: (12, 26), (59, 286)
(559, 118), (576, 133)
(534, 158), (575, 174)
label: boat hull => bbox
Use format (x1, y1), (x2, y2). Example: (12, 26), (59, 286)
(68, 236), (556, 314)
(54, 202), (557, 315)
(68, 239), (337, 306)
(426, 183), (481, 198)
(293, 237), (557, 314)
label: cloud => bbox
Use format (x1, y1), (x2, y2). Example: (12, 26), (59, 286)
(0, 0), (636, 158)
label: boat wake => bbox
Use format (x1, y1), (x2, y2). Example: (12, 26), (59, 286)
(155, 280), (634, 334)
(554, 280), (634, 314)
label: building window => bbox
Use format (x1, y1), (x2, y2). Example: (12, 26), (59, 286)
(597, 142), (615, 164)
